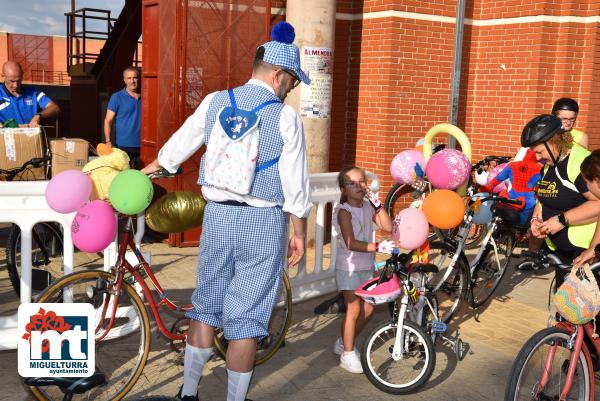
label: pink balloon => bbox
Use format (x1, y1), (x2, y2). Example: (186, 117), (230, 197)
(72, 200), (116, 253)
(45, 170), (92, 214)
(487, 163), (508, 193)
(392, 208), (429, 250)
(390, 150), (426, 184)
(425, 149), (471, 190)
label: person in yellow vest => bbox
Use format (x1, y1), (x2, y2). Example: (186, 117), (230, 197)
(515, 99), (590, 270)
(523, 114), (599, 287)
(552, 97), (588, 149)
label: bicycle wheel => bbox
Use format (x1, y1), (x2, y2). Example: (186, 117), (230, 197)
(471, 229), (513, 308)
(361, 319), (435, 395)
(505, 326), (590, 401)
(384, 183), (420, 219)
(31, 270), (151, 401)
(6, 222), (64, 297)
(213, 270), (292, 366)
(425, 241), (469, 323)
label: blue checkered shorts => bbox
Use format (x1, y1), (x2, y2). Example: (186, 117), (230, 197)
(186, 202), (287, 340)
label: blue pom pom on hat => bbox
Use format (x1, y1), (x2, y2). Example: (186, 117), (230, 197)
(262, 21), (311, 85)
(271, 21), (295, 44)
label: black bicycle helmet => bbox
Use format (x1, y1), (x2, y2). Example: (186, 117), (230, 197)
(521, 114), (563, 147)
(552, 97), (579, 114)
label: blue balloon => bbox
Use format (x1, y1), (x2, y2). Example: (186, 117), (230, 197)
(472, 192), (493, 225)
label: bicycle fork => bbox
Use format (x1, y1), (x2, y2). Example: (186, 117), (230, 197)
(392, 295), (410, 361)
(538, 327), (584, 401)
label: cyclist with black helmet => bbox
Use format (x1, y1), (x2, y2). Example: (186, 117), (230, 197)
(514, 97), (587, 162)
(522, 114), (599, 286)
(552, 97), (588, 149)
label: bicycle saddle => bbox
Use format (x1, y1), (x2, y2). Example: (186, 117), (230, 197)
(492, 204), (521, 226)
(24, 371), (106, 394)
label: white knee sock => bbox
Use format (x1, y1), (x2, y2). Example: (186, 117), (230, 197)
(226, 369), (253, 401)
(181, 344), (214, 397)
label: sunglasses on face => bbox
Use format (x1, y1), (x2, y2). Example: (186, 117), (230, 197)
(344, 180), (367, 188)
(281, 69), (301, 88)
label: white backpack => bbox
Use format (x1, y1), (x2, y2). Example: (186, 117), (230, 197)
(204, 89), (281, 195)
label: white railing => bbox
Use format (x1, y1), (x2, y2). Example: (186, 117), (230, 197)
(289, 171), (379, 303)
(0, 181), (75, 350)
(0, 171), (379, 350)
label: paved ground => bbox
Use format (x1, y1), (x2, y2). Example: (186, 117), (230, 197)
(0, 226), (589, 401)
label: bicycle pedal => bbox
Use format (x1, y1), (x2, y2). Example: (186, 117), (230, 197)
(431, 320), (448, 334)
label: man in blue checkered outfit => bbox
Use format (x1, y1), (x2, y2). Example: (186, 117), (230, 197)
(143, 22), (312, 401)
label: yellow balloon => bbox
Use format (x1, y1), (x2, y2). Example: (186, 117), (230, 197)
(422, 123), (472, 195)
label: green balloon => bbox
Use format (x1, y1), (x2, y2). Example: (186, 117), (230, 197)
(108, 169), (153, 215)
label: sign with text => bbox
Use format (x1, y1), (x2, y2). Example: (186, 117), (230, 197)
(18, 303), (95, 377)
(300, 46), (333, 119)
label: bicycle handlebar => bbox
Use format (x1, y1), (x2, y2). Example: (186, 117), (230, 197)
(471, 155), (510, 173)
(473, 193), (522, 206)
(374, 248), (413, 274)
(0, 155), (51, 180)
(519, 249), (572, 269)
(147, 167), (182, 180)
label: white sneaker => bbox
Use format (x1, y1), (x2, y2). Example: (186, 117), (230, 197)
(333, 338), (344, 355)
(340, 351), (363, 374)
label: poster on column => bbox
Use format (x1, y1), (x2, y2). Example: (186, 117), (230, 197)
(300, 46), (333, 119)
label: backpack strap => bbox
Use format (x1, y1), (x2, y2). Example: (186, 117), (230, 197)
(252, 97), (281, 173)
(227, 89), (280, 112)
(256, 156), (280, 172)
(227, 89), (237, 108)
(252, 99), (281, 113)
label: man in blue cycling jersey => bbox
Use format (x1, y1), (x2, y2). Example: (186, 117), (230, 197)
(0, 61), (60, 127)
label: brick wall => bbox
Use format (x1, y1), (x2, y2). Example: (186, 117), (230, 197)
(329, 0), (600, 200)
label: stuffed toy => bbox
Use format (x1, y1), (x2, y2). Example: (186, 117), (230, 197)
(480, 149), (541, 225)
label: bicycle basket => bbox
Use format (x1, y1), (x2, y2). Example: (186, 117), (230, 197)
(554, 263), (600, 324)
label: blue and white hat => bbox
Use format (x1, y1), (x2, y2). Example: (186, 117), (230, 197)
(261, 22), (311, 85)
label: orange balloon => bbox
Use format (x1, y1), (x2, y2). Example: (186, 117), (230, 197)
(96, 143), (113, 156)
(422, 189), (466, 229)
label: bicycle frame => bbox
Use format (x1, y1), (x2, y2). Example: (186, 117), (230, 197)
(430, 214), (477, 291)
(89, 216), (192, 342)
(390, 266), (440, 359)
(537, 321), (600, 400)
(431, 200), (518, 294)
(467, 217), (501, 276)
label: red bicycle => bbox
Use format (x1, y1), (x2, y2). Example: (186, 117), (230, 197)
(505, 254), (600, 401)
(29, 168), (292, 401)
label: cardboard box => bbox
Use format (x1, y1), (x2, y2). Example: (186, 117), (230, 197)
(50, 138), (91, 177)
(0, 127), (46, 180)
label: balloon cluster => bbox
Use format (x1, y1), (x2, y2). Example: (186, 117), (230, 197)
(390, 147), (471, 191)
(45, 169), (153, 253)
(387, 127), (473, 248)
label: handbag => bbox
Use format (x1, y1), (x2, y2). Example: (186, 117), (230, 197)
(553, 263), (600, 324)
